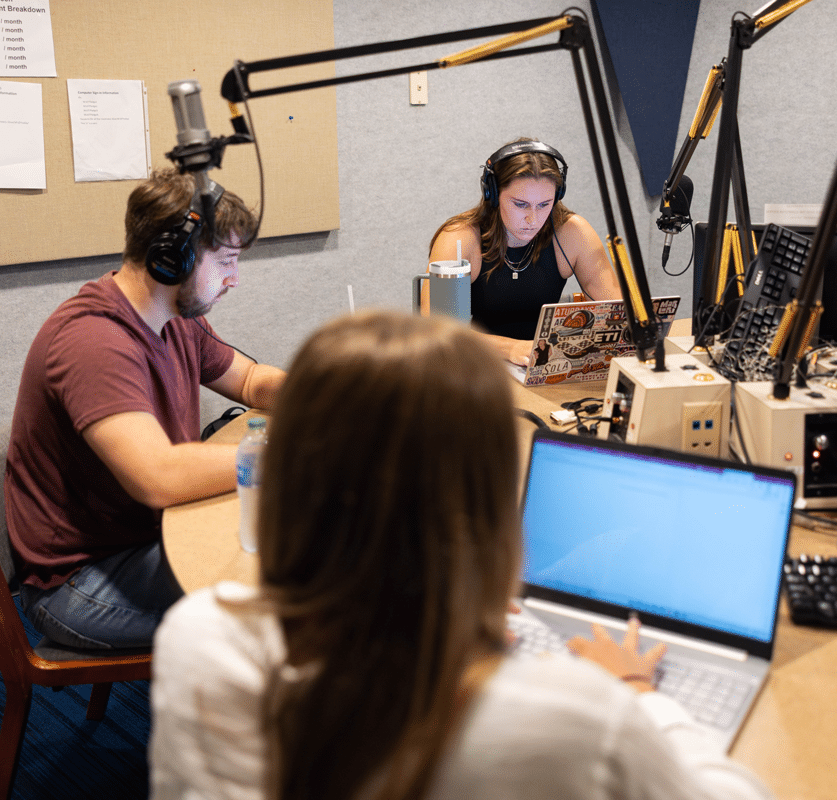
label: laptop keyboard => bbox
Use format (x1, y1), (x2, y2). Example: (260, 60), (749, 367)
(507, 613), (756, 730)
(654, 655), (756, 729)
(509, 613), (571, 657)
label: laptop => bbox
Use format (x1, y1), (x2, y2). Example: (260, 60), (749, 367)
(509, 296), (681, 386)
(509, 429), (796, 750)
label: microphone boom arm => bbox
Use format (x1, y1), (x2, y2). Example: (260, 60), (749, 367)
(660, 62), (723, 222)
(220, 11), (659, 359)
(772, 158), (837, 398)
(697, 0), (817, 342)
(221, 17), (569, 103)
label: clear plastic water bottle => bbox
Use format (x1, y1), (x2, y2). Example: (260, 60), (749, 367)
(236, 416), (267, 553)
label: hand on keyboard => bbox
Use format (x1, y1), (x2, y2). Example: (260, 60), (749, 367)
(505, 600), (522, 646)
(566, 617), (667, 693)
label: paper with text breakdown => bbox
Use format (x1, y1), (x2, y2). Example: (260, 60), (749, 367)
(0, 79), (45, 189)
(1, 0), (56, 77)
(67, 79), (151, 182)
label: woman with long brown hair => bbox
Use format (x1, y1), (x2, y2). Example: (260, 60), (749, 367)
(427, 138), (621, 366)
(150, 311), (771, 800)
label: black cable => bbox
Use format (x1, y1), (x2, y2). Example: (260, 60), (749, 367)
(559, 396), (605, 435)
(552, 220), (593, 301)
(690, 268), (745, 356)
(562, 6), (589, 23)
(793, 510), (837, 536)
(206, 68), (266, 253)
(560, 396), (601, 410)
(192, 318), (258, 363)
(515, 408), (549, 430)
(231, 72), (266, 251)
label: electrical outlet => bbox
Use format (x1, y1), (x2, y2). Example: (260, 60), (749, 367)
(410, 71), (428, 105)
(681, 401), (724, 457)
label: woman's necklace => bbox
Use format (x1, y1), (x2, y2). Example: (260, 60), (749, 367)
(504, 240), (535, 279)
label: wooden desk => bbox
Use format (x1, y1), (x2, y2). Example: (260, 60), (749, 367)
(163, 379), (837, 800)
(163, 412), (261, 592)
(162, 380), (602, 593)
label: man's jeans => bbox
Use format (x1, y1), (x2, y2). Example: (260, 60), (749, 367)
(20, 541), (185, 649)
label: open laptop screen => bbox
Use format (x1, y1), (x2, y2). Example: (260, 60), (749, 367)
(521, 434), (796, 644)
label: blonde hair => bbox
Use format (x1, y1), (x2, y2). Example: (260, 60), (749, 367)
(257, 310), (520, 800)
(429, 138), (574, 279)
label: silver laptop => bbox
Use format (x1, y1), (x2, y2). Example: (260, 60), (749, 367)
(509, 430), (796, 750)
(509, 296), (681, 386)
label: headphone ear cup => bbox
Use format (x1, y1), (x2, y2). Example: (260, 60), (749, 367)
(555, 165), (568, 202)
(145, 230), (197, 285)
(144, 179), (224, 286)
(481, 165), (499, 208)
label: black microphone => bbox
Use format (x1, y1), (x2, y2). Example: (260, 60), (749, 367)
(659, 175), (694, 267)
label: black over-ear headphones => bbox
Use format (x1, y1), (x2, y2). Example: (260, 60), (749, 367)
(145, 180), (226, 285)
(480, 141), (568, 208)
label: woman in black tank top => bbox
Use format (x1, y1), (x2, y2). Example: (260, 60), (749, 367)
(427, 138), (620, 366)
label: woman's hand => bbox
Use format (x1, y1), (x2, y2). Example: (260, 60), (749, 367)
(505, 601), (521, 647)
(508, 338), (533, 366)
(566, 617), (666, 693)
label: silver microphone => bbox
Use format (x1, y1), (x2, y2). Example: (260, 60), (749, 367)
(661, 232), (674, 267)
(168, 80), (213, 178)
(168, 79), (213, 195)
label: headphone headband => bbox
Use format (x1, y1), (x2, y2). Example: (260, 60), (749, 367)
(481, 140), (568, 207)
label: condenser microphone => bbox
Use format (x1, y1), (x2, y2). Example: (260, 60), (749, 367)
(659, 174), (694, 267)
(661, 233), (675, 268)
(168, 79), (218, 232)
(169, 81), (218, 195)
(169, 81), (211, 163)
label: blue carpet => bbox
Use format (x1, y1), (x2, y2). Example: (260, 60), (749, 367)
(0, 598), (151, 800)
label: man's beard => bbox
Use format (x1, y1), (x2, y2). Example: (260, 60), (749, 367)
(176, 292), (212, 319)
(176, 278), (217, 319)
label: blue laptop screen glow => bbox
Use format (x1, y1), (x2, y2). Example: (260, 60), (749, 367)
(521, 438), (795, 643)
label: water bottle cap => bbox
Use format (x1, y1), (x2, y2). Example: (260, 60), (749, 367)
(248, 416), (267, 429)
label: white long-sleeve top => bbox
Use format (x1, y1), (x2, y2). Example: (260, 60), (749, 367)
(149, 582), (774, 800)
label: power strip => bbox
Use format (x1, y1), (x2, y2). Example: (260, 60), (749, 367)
(598, 354), (731, 458)
(731, 381), (837, 509)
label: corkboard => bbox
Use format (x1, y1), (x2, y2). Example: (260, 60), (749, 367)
(0, 0), (338, 266)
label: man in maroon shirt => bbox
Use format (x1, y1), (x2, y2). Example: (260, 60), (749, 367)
(4, 168), (285, 649)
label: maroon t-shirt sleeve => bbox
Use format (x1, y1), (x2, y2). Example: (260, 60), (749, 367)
(47, 314), (157, 433)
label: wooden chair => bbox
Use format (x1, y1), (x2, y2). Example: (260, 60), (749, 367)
(0, 426), (152, 800)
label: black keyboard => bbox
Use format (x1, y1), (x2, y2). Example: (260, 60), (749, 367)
(783, 554), (837, 627)
(719, 224), (812, 381)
